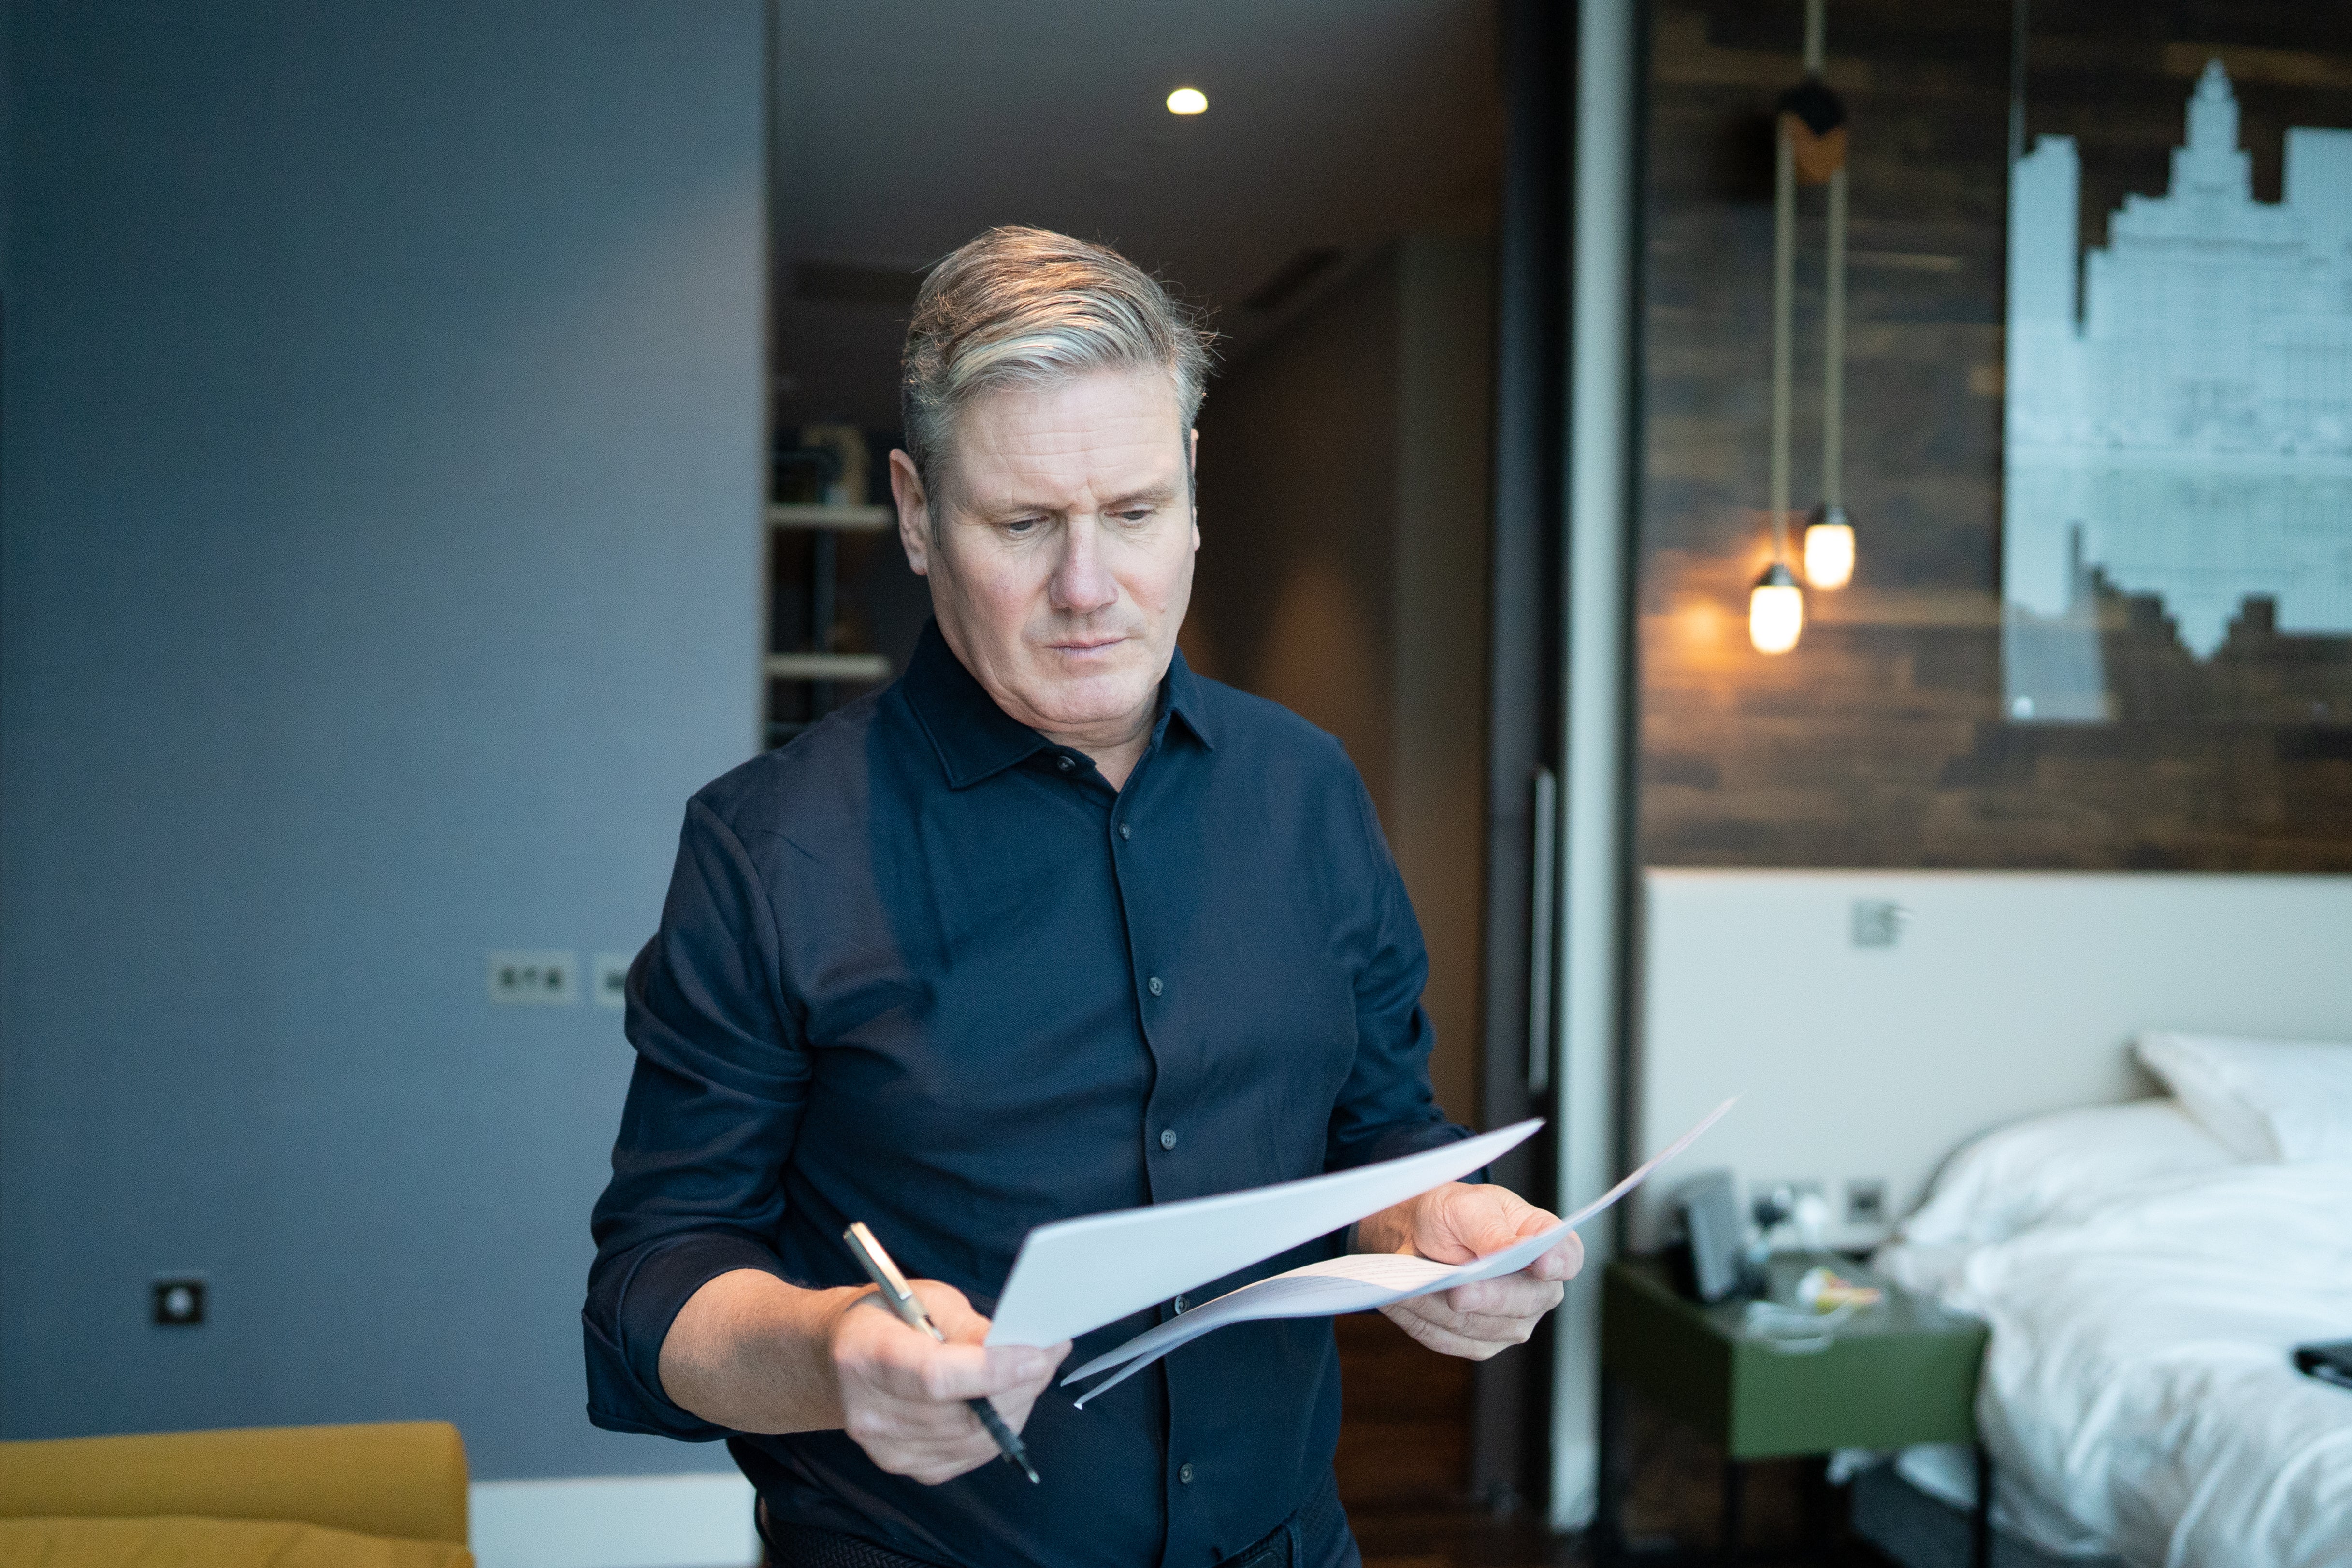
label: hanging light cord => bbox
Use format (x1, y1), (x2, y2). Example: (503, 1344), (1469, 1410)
(1796, 0), (1849, 517)
(1769, 111), (1796, 561)
(1825, 166), (1846, 512)
(1814, 0), (1846, 517)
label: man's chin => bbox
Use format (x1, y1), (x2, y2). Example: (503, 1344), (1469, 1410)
(1013, 669), (1162, 736)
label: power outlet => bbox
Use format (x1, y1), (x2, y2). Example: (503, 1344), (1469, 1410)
(591, 952), (632, 1009)
(488, 950), (577, 1005)
(153, 1276), (206, 1326)
(1752, 1178), (1826, 1238)
(1755, 1177), (1824, 1212)
(1846, 1178), (1889, 1226)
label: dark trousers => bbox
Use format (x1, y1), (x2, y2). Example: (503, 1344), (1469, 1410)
(757, 1471), (1359, 1568)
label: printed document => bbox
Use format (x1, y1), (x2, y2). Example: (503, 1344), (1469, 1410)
(984, 1119), (1544, 1348)
(1056, 1099), (1733, 1403)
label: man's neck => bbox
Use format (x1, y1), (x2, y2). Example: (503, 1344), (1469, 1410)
(1044, 712), (1154, 791)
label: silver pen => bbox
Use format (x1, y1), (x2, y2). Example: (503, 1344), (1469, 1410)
(842, 1221), (1041, 1484)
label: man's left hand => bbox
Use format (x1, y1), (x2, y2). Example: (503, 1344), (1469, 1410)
(1353, 1182), (1582, 1360)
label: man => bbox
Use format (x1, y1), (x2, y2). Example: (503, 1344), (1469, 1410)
(584, 227), (1579, 1568)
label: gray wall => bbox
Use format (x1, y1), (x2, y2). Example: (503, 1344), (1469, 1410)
(0, 1), (764, 1480)
(1190, 236), (1495, 1128)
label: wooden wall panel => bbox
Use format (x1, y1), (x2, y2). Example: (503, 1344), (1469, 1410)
(1640, 0), (2352, 870)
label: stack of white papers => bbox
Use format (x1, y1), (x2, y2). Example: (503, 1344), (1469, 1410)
(986, 1118), (1548, 1349)
(980, 1099), (1734, 1403)
(1055, 1099), (1733, 1404)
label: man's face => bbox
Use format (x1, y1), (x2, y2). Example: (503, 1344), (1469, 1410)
(890, 368), (1198, 746)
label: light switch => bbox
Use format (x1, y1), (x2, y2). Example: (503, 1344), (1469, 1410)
(1851, 900), (1907, 949)
(488, 950), (578, 1004)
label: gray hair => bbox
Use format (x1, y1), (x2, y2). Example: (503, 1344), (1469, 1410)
(900, 226), (1214, 518)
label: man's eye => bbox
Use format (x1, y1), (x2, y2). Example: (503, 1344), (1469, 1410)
(1116, 508), (1154, 525)
(1004, 517), (1043, 536)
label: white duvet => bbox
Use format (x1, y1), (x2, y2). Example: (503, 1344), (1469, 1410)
(1878, 1104), (2352, 1568)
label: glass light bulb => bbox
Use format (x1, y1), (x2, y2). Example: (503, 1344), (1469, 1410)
(1804, 519), (1854, 589)
(1749, 570), (1804, 654)
(1166, 87), (1207, 115)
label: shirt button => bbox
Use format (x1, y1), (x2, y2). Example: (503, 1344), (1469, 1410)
(1174, 1295), (1189, 1314)
(1055, 755), (1074, 773)
(1119, 822), (1132, 840)
(1179, 1462), (1195, 1485)
(1160, 1127), (1178, 1151)
(1147, 975), (1164, 996)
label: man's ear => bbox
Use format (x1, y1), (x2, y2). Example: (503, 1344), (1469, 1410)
(887, 449), (931, 577)
(1187, 428), (1201, 551)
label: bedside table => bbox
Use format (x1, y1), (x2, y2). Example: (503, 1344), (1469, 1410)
(1596, 1252), (1990, 1567)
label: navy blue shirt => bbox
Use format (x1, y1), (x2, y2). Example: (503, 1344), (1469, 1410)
(584, 621), (1468, 1568)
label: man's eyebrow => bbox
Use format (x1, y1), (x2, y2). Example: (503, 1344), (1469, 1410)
(1099, 481), (1183, 510)
(970, 481), (1182, 518)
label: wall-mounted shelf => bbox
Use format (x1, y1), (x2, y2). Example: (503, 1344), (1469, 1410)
(766, 430), (895, 749)
(764, 652), (891, 683)
(768, 503), (893, 532)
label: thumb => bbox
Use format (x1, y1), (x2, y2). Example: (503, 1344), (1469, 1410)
(910, 1279), (985, 1344)
(1459, 1188), (1560, 1256)
(1425, 1186), (1518, 1258)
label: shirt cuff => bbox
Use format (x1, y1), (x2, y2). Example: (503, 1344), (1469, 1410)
(588, 1230), (791, 1439)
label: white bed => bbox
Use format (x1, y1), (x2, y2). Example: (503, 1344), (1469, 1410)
(1875, 1036), (2352, 1568)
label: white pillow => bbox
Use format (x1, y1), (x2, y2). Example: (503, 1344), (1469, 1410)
(2134, 1032), (2352, 1162)
(1898, 1098), (2233, 1247)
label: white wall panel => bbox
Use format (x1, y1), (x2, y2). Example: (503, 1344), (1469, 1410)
(1635, 870), (2352, 1251)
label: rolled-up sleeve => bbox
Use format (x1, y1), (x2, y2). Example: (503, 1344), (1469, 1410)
(583, 798), (811, 1438)
(1323, 773), (1474, 1175)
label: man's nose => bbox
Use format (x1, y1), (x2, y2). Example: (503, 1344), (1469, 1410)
(1049, 516), (1119, 615)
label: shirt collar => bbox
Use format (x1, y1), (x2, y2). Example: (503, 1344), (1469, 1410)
(900, 619), (1216, 791)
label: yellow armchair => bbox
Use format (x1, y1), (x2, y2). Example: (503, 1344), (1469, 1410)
(0, 1421), (472, 1568)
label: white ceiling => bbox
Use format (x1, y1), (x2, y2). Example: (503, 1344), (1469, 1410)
(770, 0), (1502, 433)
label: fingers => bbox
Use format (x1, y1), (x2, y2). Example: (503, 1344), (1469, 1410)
(1380, 1296), (1534, 1361)
(1378, 1265), (1568, 1362)
(1527, 1233), (1585, 1282)
(973, 1339), (1068, 1436)
(1442, 1268), (1570, 1319)
(1437, 1277), (1565, 1334)
(1447, 1234), (1583, 1308)
(843, 1294), (1056, 1399)
(835, 1285), (1070, 1484)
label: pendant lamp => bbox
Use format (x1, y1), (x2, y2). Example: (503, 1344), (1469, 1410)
(1750, 20), (1805, 654)
(1750, 561), (1805, 656)
(1792, 0), (1855, 591)
(1750, 0), (1855, 651)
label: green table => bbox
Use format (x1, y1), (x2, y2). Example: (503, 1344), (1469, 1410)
(1597, 1252), (1990, 1565)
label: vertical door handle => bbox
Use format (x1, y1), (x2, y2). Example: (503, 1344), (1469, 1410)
(1527, 767), (1558, 1095)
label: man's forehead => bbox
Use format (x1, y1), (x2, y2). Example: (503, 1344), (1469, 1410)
(949, 370), (1189, 506)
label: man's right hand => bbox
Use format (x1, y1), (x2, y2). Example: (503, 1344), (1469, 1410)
(829, 1278), (1066, 1484)
(659, 1267), (1068, 1485)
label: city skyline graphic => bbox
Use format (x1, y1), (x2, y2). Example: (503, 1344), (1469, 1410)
(2003, 60), (2352, 720)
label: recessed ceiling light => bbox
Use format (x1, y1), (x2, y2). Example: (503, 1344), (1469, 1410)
(1166, 87), (1207, 115)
